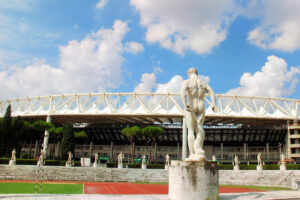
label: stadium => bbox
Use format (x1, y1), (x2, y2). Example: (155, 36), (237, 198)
(0, 92), (299, 163)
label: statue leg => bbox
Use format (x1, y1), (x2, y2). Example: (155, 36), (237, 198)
(185, 112), (196, 160)
(194, 113), (205, 154)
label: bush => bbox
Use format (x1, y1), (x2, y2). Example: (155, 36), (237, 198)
(263, 164), (279, 170)
(287, 164), (300, 170)
(217, 165), (233, 170)
(239, 164), (257, 170)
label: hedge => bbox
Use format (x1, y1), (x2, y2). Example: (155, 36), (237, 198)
(105, 162), (165, 169)
(0, 158), (80, 166)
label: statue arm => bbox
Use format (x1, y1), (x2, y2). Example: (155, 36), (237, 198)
(205, 84), (217, 112)
(181, 81), (188, 110)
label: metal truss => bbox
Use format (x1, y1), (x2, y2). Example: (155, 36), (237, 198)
(0, 93), (299, 121)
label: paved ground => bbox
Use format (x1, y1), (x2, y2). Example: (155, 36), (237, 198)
(1, 191), (300, 200)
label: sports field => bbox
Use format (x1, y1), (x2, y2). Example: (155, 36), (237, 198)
(0, 181), (291, 194)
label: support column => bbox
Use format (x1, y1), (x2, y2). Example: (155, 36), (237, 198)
(34, 140), (38, 158)
(110, 141), (114, 160)
(220, 142), (223, 161)
(154, 142), (157, 163)
(177, 142), (180, 160)
(182, 116), (187, 160)
(42, 115), (51, 158)
(89, 141), (93, 157)
(266, 143), (270, 161)
(244, 143), (247, 161)
(57, 141), (61, 159)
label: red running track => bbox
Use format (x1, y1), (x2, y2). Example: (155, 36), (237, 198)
(0, 181), (265, 194)
(84, 182), (265, 194)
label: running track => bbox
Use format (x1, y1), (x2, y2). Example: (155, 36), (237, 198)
(1, 181), (266, 194)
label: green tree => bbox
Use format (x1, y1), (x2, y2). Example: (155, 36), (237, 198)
(121, 126), (141, 163)
(61, 123), (75, 160)
(1, 105), (13, 156)
(141, 126), (164, 164)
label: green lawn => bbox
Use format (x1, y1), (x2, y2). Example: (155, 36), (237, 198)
(0, 182), (83, 194)
(220, 185), (291, 191)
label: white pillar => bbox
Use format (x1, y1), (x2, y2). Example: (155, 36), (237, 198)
(182, 116), (187, 160)
(244, 143), (247, 161)
(42, 115), (51, 158)
(266, 143), (270, 161)
(89, 141), (93, 157)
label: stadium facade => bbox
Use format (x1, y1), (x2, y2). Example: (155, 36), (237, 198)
(0, 93), (299, 163)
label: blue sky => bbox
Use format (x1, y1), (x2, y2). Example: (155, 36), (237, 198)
(0, 0), (299, 100)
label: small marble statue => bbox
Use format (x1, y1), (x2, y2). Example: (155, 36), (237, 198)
(181, 68), (216, 161)
(280, 153), (285, 164)
(234, 155), (239, 166)
(118, 152), (124, 168)
(257, 152), (262, 166)
(9, 149), (16, 166)
(212, 155), (217, 162)
(141, 154), (147, 169)
(11, 149), (16, 161)
(166, 154), (171, 166)
(37, 149), (45, 166)
(66, 151), (73, 167)
(93, 153), (99, 168)
(280, 153), (286, 170)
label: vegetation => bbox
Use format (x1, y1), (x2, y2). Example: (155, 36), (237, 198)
(141, 126), (164, 164)
(0, 182), (83, 194)
(121, 125), (141, 163)
(61, 123), (75, 160)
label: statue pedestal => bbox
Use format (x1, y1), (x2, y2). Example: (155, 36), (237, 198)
(280, 164), (286, 171)
(257, 165), (263, 171)
(169, 160), (218, 200)
(118, 163), (123, 169)
(93, 162), (99, 168)
(9, 160), (16, 166)
(165, 165), (169, 170)
(234, 165), (239, 171)
(142, 163), (147, 169)
(66, 163), (72, 167)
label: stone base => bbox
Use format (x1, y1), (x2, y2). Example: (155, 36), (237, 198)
(234, 165), (239, 171)
(280, 164), (286, 171)
(65, 163), (72, 167)
(169, 160), (218, 200)
(118, 163), (123, 169)
(9, 160), (16, 166)
(165, 165), (169, 170)
(93, 162), (98, 168)
(257, 165), (263, 171)
(142, 163), (147, 169)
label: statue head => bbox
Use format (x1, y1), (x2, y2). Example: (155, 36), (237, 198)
(187, 68), (198, 78)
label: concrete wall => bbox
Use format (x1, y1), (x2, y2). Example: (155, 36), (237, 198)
(0, 165), (299, 188)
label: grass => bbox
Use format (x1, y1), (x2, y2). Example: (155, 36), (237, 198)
(0, 182), (83, 194)
(220, 185), (291, 191)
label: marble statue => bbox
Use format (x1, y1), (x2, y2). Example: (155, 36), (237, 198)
(66, 151), (73, 167)
(280, 153), (286, 164)
(257, 152), (262, 166)
(234, 155), (239, 166)
(212, 155), (217, 162)
(11, 149), (16, 161)
(9, 149), (16, 166)
(93, 153), (99, 168)
(118, 152), (124, 168)
(181, 67), (216, 161)
(142, 154), (146, 165)
(166, 154), (170, 166)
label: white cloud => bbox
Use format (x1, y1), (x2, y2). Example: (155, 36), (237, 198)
(156, 75), (184, 93)
(124, 41), (144, 54)
(96, 0), (108, 9)
(227, 55), (300, 97)
(0, 20), (143, 99)
(130, 0), (236, 55)
(153, 65), (163, 74)
(246, 0), (300, 51)
(134, 73), (156, 93)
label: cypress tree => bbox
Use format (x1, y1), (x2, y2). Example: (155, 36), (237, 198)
(61, 123), (75, 160)
(1, 105), (12, 156)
